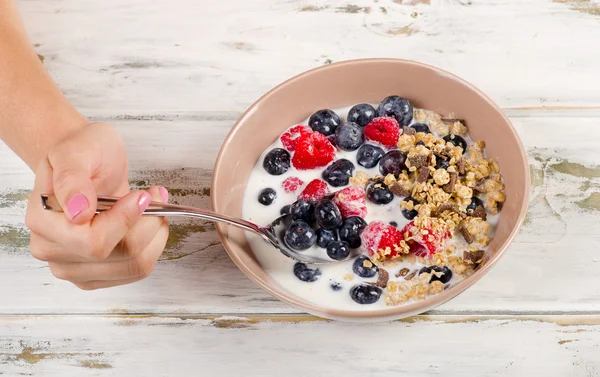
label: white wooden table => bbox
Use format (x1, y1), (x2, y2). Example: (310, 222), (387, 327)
(2, 0), (600, 375)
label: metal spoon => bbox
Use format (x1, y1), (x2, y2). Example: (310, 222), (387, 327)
(40, 194), (348, 265)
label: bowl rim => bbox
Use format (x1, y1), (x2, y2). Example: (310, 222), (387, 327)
(211, 58), (531, 320)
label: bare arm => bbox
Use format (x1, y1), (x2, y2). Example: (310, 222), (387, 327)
(0, 0), (87, 170)
(1, 0), (169, 290)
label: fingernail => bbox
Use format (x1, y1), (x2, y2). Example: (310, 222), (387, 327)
(159, 187), (169, 203)
(67, 194), (89, 220)
(138, 192), (152, 213)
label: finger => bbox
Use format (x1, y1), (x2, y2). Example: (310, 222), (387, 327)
(106, 186), (169, 261)
(29, 234), (64, 262)
(74, 277), (145, 290)
(27, 159), (92, 262)
(47, 142), (98, 224)
(49, 219), (168, 282)
(81, 190), (151, 260)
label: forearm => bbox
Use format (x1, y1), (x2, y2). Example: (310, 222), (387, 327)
(0, 0), (88, 170)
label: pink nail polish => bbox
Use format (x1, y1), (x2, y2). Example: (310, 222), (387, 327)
(138, 192), (152, 213)
(159, 187), (169, 203)
(67, 194), (89, 220)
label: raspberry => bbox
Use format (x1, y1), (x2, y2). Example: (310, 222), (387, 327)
(360, 221), (387, 255)
(292, 131), (336, 170)
(360, 221), (404, 259)
(298, 179), (329, 201)
(282, 177), (304, 194)
(400, 221), (450, 257)
(332, 186), (367, 219)
(280, 125), (311, 152)
(364, 117), (400, 148)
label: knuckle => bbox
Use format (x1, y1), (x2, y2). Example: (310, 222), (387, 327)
(24, 212), (37, 231)
(83, 231), (110, 261)
(48, 263), (70, 281)
(30, 239), (50, 262)
(128, 255), (155, 278)
(52, 167), (78, 194)
(122, 234), (143, 258)
(75, 282), (96, 291)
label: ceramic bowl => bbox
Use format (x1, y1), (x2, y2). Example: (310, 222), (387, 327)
(211, 58), (530, 321)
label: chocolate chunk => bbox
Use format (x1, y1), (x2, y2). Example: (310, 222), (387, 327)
(416, 167), (429, 183)
(390, 182), (410, 197)
(397, 268), (410, 277)
(442, 172), (458, 193)
(471, 205), (487, 220)
(459, 221), (475, 244)
(408, 154), (428, 170)
(463, 250), (485, 265)
(368, 268), (389, 288)
(457, 159), (466, 175)
(477, 253), (491, 269)
(404, 270), (417, 281)
(403, 126), (416, 136)
(432, 202), (465, 218)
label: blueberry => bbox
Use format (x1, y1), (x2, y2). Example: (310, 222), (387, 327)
(350, 284), (382, 304)
(401, 196), (419, 220)
(330, 282), (343, 291)
(339, 216), (367, 248)
(353, 255), (378, 278)
(466, 196), (485, 215)
(411, 123), (431, 134)
(379, 150), (407, 177)
(443, 134), (467, 154)
(335, 122), (364, 151)
(435, 158), (450, 170)
(316, 228), (338, 248)
(309, 109), (341, 136)
(290, 200), (315, 222)
(390, 221), (398, 227)
(280, 204), (292, 215)
(322, 159), (355, 187)
(356, 144), (385, 169)
(293, 262), (321, 282)
(327, 134), (337, 147)
(262, 148), (291, 175)
(376, 95), (413, 127)
(314, 200), (343, 230)
(284, 220), (317, 251)
(327, 240), (351, 260)
(419, 266), (453, 284)
(366, 181), (394, 205)
(258, 188), (276, 205)
(347, 103), (376, 127)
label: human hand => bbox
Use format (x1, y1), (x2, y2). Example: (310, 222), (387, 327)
(25, 122), (169, 290)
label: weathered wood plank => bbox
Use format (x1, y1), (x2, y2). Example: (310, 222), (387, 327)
(1, 115), (600, 314)
(17, 0), (600, 113)
(1, 315), (600, 376)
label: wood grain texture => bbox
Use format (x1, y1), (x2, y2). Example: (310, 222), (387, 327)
(2, 115), (600, 314)
(18, 0), (600, 114)
(3, 0), (600, 373)
(2, 315), (600, 376)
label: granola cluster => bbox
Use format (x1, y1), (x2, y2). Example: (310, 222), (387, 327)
(352, 108), (505, 306)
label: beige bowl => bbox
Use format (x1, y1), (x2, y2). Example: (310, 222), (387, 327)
(211, 58), (530, 321)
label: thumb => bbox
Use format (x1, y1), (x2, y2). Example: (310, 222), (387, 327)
(48, 150), (98, 225)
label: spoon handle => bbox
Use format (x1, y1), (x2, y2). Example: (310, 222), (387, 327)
(40, 193), (262, 234)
